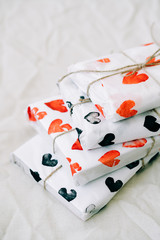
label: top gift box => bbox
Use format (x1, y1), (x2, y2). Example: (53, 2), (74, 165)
(61, 43), (160, 122)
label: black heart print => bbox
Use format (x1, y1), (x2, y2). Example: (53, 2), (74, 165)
(80, 96), (85, 100)
(76, 127), (83, 136)
(30, 169), (41, 182)
(144, 115), (160, 132)
(105, 177), (123, 192)
(76, 128), (83, 141)
(84, 112), (101, 124)
(66, 101), (73, 108)
(98, 133), (115, 146)
(126, 160), (140, 169)
(58, 188), (77, 202)
(66, 101), (73, 115)
(42, 153), (58, 167)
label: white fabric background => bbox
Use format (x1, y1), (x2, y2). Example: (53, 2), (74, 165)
(1, 0), (160, 239)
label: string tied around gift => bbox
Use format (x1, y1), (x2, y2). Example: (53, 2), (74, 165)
(69, 98), (91, 115)
(153, 108), (160, 118)
(44, 136), (156, 188)
(138, 136), (155, 172)
(44, 128), (77, 189)
(53, 128), (77, 153)
(44, 165), (62, 190)
(58, 48), (160, 96)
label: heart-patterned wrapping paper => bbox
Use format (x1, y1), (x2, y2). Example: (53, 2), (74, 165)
(26, 96), (160, 186)
(10, 134), (160, 221)
(59, 76), (160, 150)
(67, 43), (160, 122)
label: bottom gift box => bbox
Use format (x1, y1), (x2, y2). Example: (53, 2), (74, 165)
(10, 134), (160, 221)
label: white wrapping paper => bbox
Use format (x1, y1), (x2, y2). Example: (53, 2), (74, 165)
(26, 96), (160, 186)
(59, 76), (160, 150)
(11, 135), (160, 221)
(67, 43), (160, 122)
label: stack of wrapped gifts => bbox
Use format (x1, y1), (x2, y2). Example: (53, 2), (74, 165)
(11, 42), (160, 221)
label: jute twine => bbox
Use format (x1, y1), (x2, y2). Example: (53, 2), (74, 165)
(69, 98), (91, 115)
(52, 128), (76, 153)
(43, 128), (78, 189)
(43, 43), (160, 189)
(43, 129), (77, 189)
(58, 48), (160, 96)
(43, 135), (156, 189)
(43, 137), (156, 188)
(44, 165), (62, 190)
(139, 137), (155, 171)
(153, 108), (160, 118)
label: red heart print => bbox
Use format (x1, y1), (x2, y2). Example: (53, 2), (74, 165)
(98, 150), (120, 167)
(70, 163), (82, 176)
(45, 99), (68, 112)
(27, 107), (47, 121)
(48, 119), (72, 134)
(123, 71), (149, 84)
(95, 104), (105, 117)
(66, 157), (72, 163)
(66, 157), (82, 175)
(72, 139), (83, 150)
(97, 58), (110, 63)
(116, 100), (138, 118)
(143, 42), (153, 46)
(146, 56), (160, 66)
(122, 138), (147, 148)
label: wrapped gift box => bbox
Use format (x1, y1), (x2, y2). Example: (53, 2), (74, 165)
(27, 96), (160, 186)
(59, 76), (160, 150)
(10, 134), (160, 221)
(66, 43), (160, 122)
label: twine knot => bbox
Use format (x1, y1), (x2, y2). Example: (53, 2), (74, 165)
(69, 98), (91, 115)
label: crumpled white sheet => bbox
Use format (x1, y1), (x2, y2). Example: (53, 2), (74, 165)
(1, 0), (160, 239)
